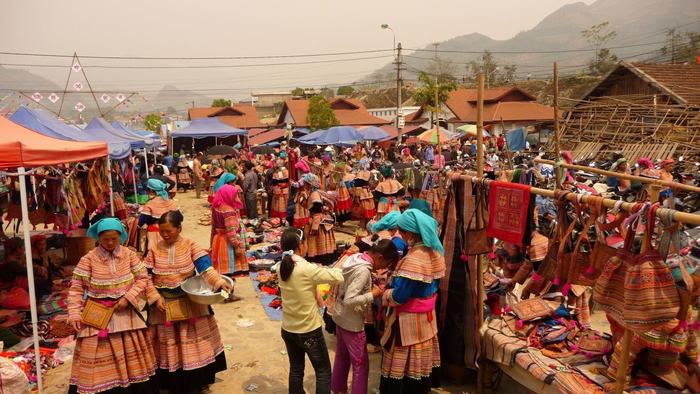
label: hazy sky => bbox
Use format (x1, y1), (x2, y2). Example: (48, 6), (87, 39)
(1, 0), (592, 108)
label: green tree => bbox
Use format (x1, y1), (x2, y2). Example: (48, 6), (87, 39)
(661, 29), (700, 64)
(307, 95), (338, 131)
(211, 98), (231, 107)
(337, 85), (354, 96)
(467, 50), (517, 87)
(144, 113), (162, 133)
(581, 21), (618, 75)
(291, 87), (305, 96)
(411, 71), (457, 124)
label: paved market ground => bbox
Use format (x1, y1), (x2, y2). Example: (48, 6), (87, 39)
(44, 190), (532, 394)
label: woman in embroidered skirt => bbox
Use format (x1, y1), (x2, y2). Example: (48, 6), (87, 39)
(138, 179), (180, 252)
(379, 209), (445, 394)
(270, 161), (290, 219)
(67, 218), (158, 394)
(335, 163), (353, 222)
(145, 211), (232, 393)
(374, 163), (404, 221)
(176, 157), (192, 192)
(292, 182), (311, 229)
(351, 160), (376, 230)
(303, 173), (336, 259)
(211, 184), (249, 274)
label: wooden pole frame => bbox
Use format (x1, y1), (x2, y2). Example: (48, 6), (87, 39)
(534, 158), (700, 194)
(476, 73), (485, 394)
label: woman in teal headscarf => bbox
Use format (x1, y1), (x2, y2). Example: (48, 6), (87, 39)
(213, 172), (237, 194)
(139, 179), (181, 252)
(67, 217), (158, 393)
(374, 163), (404, 220)
(378, 209), (445, 394)
(370, 210), (408, 257)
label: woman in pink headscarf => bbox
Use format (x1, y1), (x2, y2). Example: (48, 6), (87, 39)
(211, 185), (248, 274)
(400, 147), (414, 164)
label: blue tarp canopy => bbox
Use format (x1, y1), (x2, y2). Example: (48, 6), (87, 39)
(111, 121), (160, 147)
(171, 117), (247, 139)
(357, 126), (389, 141)
(9, 106), (132, 159)
(296, 126), (362, 145)
(85, 117), (148, 151)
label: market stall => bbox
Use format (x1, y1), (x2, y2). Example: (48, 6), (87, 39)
(0, 116), (108, 393)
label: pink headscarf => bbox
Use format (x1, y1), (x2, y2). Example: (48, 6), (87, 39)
(212, 184), (243, 210)
(561, 151), (573, 164)
(295, 160), (310, 174)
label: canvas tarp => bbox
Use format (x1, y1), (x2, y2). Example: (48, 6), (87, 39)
(111, 121), (160, 147)
(171, 117), (247, 138)
(0, 116), (108, 168)
(10, 107), (132, 159)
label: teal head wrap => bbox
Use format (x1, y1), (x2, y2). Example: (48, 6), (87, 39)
(87, 218), (127, 244)
(397, 209), (444, 255)
(302, 173), (321, 189)
(408, 198), (433, 218)
(371, 210), (401, 234)
(213, 172), (237, 193)
(379, 163), (393, 178)
(147, 179), (169, 200)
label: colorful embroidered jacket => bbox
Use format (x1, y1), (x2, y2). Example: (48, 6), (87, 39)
(144, 236), (221, 304)
(68, 246), (148, 336)
(383, 245), (445, 347)
(212, 204), (243, 248)
(137, 197), (179, 226)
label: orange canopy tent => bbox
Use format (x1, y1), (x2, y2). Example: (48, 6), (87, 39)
(0, 116), (108, 393)
(0, 116), (108, 168)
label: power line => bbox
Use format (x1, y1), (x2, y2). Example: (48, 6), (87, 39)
(0, 48), (394, 60)
(404, 40), (667, 55)
(0, 55), (393, 69)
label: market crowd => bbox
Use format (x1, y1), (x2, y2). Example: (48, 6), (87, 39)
(1, 132), (698, 394)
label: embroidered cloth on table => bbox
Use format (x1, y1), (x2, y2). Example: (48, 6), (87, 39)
(480, 317), (527, 367)
(486, 181), (531, 245)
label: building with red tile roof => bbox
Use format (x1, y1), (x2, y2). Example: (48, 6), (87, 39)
(276, 98), (390, 128)
(188, 104), (265, 129)
(406, 86), (554, 135)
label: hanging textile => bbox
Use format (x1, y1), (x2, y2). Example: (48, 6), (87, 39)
(438, 178), (481, 369)
(486, 181), (531, 245)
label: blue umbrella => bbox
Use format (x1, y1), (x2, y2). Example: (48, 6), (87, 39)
(314, 126), (362, 145)
(358, 126), (390, 141)
(296, 129), (325, 143)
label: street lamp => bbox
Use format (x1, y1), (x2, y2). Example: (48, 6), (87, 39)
(381, 24), (395, 51)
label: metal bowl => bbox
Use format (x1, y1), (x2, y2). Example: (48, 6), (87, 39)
(181, 275), (234, 305)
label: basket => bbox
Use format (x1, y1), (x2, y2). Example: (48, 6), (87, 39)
(181, 275), (234, 305)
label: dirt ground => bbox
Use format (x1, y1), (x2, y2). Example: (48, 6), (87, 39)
(43, 190), (533, 394)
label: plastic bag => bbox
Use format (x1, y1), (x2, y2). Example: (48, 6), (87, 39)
(0, 356), (29, 394)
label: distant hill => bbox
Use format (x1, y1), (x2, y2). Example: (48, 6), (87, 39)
(0, 66), (60, 92)
(365, 0), (700, 82)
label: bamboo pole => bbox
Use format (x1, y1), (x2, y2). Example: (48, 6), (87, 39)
(449, 173), (700, 226)
(553, 62), (561, 190)
(534, 158), (700, 194)
(476, 73), (485, 394)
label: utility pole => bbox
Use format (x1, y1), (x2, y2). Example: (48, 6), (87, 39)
(395, 42), (404, 143)
(433, 43), (439, 131)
